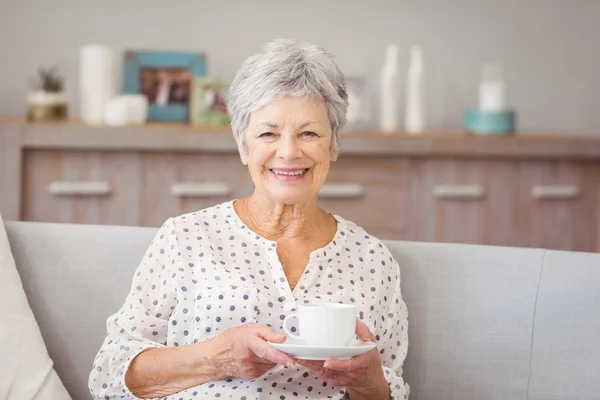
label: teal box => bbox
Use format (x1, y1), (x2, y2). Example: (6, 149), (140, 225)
(464, 109), (516, 135)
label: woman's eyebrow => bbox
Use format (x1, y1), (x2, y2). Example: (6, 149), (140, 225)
(259, 121), (316, 129)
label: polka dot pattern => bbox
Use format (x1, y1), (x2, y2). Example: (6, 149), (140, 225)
(89, 200), (409, 399)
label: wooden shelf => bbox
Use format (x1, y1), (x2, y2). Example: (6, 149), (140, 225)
(2, 118), (599, 252)
(2, 118), (600, 159)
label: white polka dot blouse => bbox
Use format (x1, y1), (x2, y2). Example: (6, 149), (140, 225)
(89, 201), (409, 399)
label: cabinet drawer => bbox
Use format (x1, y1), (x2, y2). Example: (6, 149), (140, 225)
(405, 159), (516, 245)
(319, 156), (406, 238)
(22, 150), (141, 225)
(515, 161), (599, 252)
(141, 153), (253, 227)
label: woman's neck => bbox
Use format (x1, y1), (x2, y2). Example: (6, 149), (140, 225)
(234, 194), (331, 242)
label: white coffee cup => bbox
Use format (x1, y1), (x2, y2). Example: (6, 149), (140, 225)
(283, 303), (357, 347)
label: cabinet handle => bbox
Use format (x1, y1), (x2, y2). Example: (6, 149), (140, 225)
(433, 184), (485, 200)
(531, 185), (580, 200)
(319, 184), (364, 198)
(48, 181), (112, 197)
(171, 182), (231, 197)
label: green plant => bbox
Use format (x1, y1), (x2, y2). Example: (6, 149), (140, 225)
(33, 66), (64, 92)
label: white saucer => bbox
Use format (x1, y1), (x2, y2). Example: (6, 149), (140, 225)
(269, 337), (377, 360)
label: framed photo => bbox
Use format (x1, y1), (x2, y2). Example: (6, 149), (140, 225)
(190, 77), (232, 127)
(345, 76), (371, 129)
(123, 50), (206, 122)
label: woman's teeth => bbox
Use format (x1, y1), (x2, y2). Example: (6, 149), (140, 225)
(271, 169), (308, 176)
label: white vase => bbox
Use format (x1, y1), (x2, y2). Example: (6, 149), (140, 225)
(79, 45), (117, 125)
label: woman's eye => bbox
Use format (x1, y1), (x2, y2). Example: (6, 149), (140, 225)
(302, 131), (317, 137)
(259, 132), (275, 138)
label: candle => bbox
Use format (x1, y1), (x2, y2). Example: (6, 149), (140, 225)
(478, 63), (506, 112)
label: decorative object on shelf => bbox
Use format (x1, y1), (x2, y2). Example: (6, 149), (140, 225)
(26, 66), (69, 121)
(465, 63), (516, 135)
(103, 97), (128, 127)
(80, 44), (117, 126)
(464, 109), (516, 135)
(379, 44), (400, 133)
(345, 76), (371, 129)
(123, 50), (206, 123)
(478, 63), (505, 112)
(189, 77), (231, 127)
(122, 94), (149, 125)
(405, 45), (425, 135)
(104, 94), (149, 126)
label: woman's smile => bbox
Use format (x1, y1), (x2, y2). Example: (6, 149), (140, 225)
(269, 167), (311, 181)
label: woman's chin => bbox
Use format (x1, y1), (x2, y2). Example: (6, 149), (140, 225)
(265, 188), (315, 205)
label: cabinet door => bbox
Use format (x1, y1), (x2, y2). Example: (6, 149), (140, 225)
(141, 153), (253, 227)
(319, 156), (408, 239)
(0, 123), (21, 220)
(22, 150), (142, 225)
(405, 159), (517, 246)
(515, 161), (599, 252)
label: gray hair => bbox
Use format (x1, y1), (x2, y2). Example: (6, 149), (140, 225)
(228, 39), (348, 154)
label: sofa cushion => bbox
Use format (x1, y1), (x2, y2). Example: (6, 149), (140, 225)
(388, 240), (545, 400)
(6, 220), (156, 400)
(527, 250), (600, 400)
(0, 214), (71, 400)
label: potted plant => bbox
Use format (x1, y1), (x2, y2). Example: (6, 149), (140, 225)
(26, 66), (69, 121)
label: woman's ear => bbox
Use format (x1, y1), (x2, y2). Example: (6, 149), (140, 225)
(232, 130), (248, 165)
(330, 149), (339, 163)
(330, 141), (339, 162)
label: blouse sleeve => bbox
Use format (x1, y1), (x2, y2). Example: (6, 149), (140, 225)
(377, 257), (410, 400)
(89, 218), (179, 399)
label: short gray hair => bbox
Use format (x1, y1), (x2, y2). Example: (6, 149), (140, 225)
(228, 39), (348, 154)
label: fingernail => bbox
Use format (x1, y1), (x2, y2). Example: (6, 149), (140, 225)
(286, 361), (295, 368)
(323, 361), (331, 368)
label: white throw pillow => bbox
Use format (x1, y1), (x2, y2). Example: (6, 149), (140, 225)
(0, 214), (71, 400)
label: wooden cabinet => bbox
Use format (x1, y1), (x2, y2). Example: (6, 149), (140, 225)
(402, 159), (600, 253)
(514, 161), (599, 252)
(22, 150), (142, 226)
(319, 156), (407, 239)
(404, 159), (518, 246)
(2, 120), (599, 252)
(141, 153), (253, 227)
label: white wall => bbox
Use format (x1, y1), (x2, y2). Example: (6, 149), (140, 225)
(1, 0), (599, 133)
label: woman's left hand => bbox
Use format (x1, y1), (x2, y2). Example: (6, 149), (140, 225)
(297, 320), (390, 400)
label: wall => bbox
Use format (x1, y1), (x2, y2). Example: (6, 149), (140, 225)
(1, 0), (599, 133)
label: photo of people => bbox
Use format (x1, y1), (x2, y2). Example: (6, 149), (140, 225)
(139, 68), (191, 106)
(190, 77), (231, 127)
(202, 87), (228, 114)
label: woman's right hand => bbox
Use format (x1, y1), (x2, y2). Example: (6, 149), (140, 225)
(210, 323), (296, 380)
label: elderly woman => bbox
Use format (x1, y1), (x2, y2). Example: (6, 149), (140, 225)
(89, 39), (409, 400)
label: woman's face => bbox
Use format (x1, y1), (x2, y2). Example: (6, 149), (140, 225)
(238, 96), (338, 205)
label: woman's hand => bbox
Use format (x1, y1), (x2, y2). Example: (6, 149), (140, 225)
(211, 323), (297, 381)
(297, 320), (390, 400)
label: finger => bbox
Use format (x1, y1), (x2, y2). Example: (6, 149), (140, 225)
(251, 324), (287, 343)
(246, 335), (296, 368)
(298, 360), (359, 386)
(323, 356), (369, 373)
(326, 376), (354, 388)
(355, 319), (376, 342)
(296, 360), (325, 370)
(297, 360), (331, 379)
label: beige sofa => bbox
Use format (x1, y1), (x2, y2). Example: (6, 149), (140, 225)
(3, 219), (600, 399)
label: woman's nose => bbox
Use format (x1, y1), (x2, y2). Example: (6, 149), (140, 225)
(276, 135), (302, 160)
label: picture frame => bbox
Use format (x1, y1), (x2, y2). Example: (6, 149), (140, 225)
(189, 77), (232, 127)
(123, 50), (206, 122)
